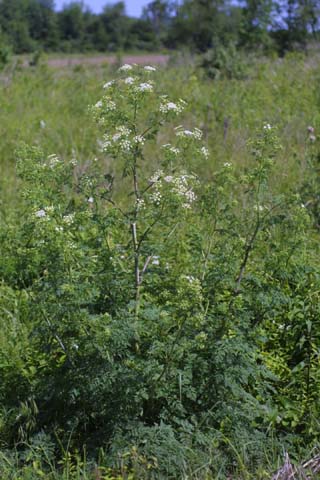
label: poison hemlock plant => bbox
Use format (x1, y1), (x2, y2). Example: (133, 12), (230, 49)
(0, 64), (319, 479)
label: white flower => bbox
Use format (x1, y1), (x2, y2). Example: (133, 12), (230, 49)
(223, 162), (232, 168)
(144, 66), (156, 72)
(133, 135), (145, 145)
(103, 80), (115, 89)
(309, 134), (316, 142)
(124, 76), (135, 85)
(164, 175), (173, 183)
(254, 205), (265, 211)
(160, 98), (186, 115)
(185, 275), (196, 283)
(263, 123), (272, 130)
(95, 100), (103, 108)
(136, 198), (145, 210)
(152, 256), (160, 265)
(137, 82), (153, 92)
(63, 213), (75, 225)
(200, 146), (209, 159)
(150, 190), (162, 205)
(162, 144), (180, 156)
(149, 170), (163, 184)
(40, 120), (46, 129)
(88, 197), (94, 204)
(118, 64), (133, 72)
(35, 209), (46, 218)
(47, 154), (60, 168)
(175, 127), (202, 140)
(104, 99), (116, 112)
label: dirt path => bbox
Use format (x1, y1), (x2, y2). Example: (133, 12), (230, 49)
(46, 54), (169, 68)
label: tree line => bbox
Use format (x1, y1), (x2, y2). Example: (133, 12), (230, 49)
(0, 0), (319, 56)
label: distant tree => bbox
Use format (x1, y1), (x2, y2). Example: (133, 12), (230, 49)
(240, 0), (276, 49)
(127, 18), (158, 50)
(26, 0), (59, 50)
(100, 2), (130, 51)
(167, 0), (240, 51)
(142, 0), (172, 43)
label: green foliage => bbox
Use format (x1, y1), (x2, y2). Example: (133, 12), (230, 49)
(200, 42), (249, 79)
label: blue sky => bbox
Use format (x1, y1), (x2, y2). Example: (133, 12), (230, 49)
(55, 1), (149, 17)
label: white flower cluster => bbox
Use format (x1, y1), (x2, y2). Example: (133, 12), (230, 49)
(253, 205), (265, 212)
(200, 146), (209, 159)
(118, 64), (133, 72)
(159, 98), (186, 115)
(144, 65), (156, 72)
(137, 82), (153, 92)
(124, 76), (135, 85)
(63, 213), (75, 225)
(102, 127), (145, 154)
(103, 80), (115, 89)
(263, 123), (272, 131)
(102, 125), (133, 154)
(47, 154), (61, 168)
(171, 174), (197, 208)
(136, 198), (146, 210)
(34, 205), (54, 220)
(149, 169), (163, 184)
(133, 135), (145, 145)
(35, 209), (46, 218)
(162, 144), (180, 156)
(175, 127), (203, 140)
(95, 97), (116, 112)
(149, 171), (197, 209)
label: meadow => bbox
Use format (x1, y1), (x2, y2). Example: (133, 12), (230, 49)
(0, 51), (320, 479)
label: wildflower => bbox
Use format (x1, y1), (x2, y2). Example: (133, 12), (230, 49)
(164, 175), (173, 183)
(104, 99), (116, 112)
(307, 126), (315, 133)
(200, 146), (209, 159)
(40, 120), (46, 129)
(149, 170), (163, 184)
(103, 80), (115, 89)
(150, 190), (162, 205)
(175, 127), (203, 140)
(88, 197), (94, 204)
(119, 64), (133, 72)
(137, 82), (153, 92)
(263, 123), (272, 130)
(223, 162), (232, 168)
(63, 213), (75, 225)
(124, 76), (135, 85)
(136, 198), (145, 210)
(254, 205), (264, 211)
(47, 154), (60, 168)
(185, 275), (196, 283)
(162, 144), (180, 155)
(144, 66), (156, 72)
(133, 135), (145, 145)
(95, 100), (103, 108)
(160, 99), (185, 115)
(152, 256), (160, 265)
(309, 134), (316, 142)
(35, 209), (46, 218)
